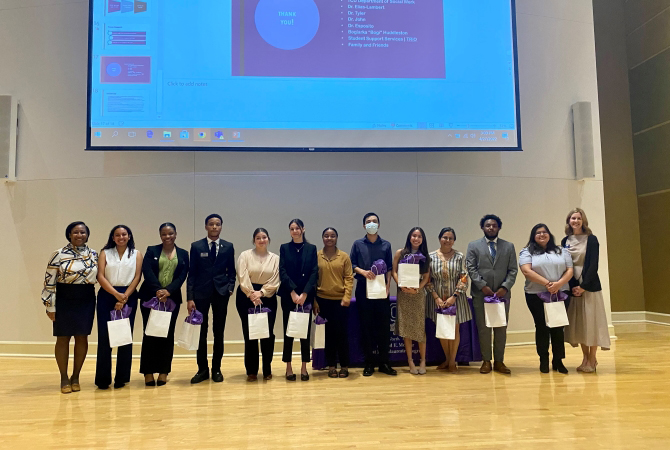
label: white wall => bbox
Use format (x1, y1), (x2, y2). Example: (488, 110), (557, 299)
(0, 0), (610, 348)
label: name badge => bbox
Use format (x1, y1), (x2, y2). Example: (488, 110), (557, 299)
(201, 252), (209, 257)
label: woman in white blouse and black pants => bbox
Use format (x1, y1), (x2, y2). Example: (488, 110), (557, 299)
(95, 225), (143, 390)
(236, 228), (281, 382)
(520, 223), (574, 374)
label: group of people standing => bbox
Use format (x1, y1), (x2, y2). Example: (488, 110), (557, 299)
(42, 209), (610, 394)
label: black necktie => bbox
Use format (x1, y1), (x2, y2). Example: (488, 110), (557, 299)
(209, 241), (216, 262)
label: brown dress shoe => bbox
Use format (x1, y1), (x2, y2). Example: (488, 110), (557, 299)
(480, 361), (492, 374)
(494, 361), (511, 374)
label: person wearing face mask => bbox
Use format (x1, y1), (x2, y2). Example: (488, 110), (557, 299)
(42, 221), (98, 394)
(187, 214), (236, 385)
(466, 214), (518, 375)
(520, 223), (574, 374)
(138, 223), (189, 386)
(279, 219), (318, 381)
(561, 208), (610, 373)
(95, 225), (143, 390)
(350, 212), (396, 377)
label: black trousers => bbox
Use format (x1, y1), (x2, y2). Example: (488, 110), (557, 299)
(525, 293), (566, 362)
(235, 285), (277, 376)
(195, 292), (230, 372)
(317, 296), (350, 368)
(355, 284), (391, 367)
(95, 287), (138, 388)
(139, 302), (181, 375)
(281, 295), (313, 363)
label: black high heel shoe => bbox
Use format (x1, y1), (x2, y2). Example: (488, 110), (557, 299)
(540, 360), (550, 373)
(552, 360), (569, 374)
(145, 375), (156, 387)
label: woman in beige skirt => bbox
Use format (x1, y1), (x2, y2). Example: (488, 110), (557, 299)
(392, 227), (431, 375)
(561, 208), (611, 373)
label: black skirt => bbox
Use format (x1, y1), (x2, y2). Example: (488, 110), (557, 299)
(53, 283), (96, 337)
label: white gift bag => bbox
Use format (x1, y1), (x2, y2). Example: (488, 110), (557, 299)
(435, 313), (456, 340)
(287, 305), (310, 339)
(177, 322), (201, 351)
(311, 317), (326, 349)
(366, 274), (387, 299)
(484, 302), (507, 328)
(544, 301), (569, 328)
(107, 311), (132, 348)
(248, 306), (270, 340)
(146, 302), (172, 338)
(398, 264), (420, 288)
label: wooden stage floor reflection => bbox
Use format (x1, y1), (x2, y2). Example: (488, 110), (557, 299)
(0, 323), (667, 449)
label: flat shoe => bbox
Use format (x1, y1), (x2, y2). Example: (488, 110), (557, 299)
(247, 375), (258, 382)
(338, 368), (349, 378)
(409, 367), (419, 375)
(263, 374), (273, 381)
(145, 381), (156, 387)
(70, 381), (81, 392)
(301, 373), (310, 381)
(61, 384), (72, 394)
(418, 365), (427, 375)
(285, 373), (297, 381)
(328, 368), (339, 378)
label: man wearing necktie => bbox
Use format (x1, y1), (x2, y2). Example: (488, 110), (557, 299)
(466, 214), (518, 375)
(187, 214), (236, 383)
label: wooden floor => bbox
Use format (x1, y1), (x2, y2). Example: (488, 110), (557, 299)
(0, 323), (668, 449)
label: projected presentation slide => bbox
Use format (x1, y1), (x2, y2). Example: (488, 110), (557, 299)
(88, 0), (520, 151)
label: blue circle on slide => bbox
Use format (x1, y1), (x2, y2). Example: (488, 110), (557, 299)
(106, 63), (122, 77)
(255, 0), (320, 50)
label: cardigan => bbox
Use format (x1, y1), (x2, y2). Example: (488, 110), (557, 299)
(561, 234), (602, 292)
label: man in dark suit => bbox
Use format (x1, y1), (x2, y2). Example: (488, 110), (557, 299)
(466, 214), (518, 375)
(187, 214), (236, 383)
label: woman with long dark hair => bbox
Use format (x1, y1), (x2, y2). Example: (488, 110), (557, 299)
(236, 228), (281, 381)
(279, 219), (318, 381)
(95, 225), (143, 389)
(562, 208), (610, 372)
(42, 221), (98, 393)
(138, 223), (189, 386)
(519, 223), (574, 374)
(392, 227), (431, 374)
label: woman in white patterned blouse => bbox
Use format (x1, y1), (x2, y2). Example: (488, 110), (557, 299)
(42, 222), (98, 394)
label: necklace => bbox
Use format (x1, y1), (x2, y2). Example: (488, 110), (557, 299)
(295, 243), (305, 253)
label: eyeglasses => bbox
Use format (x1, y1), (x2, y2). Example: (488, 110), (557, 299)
(535, 231), (549, 236)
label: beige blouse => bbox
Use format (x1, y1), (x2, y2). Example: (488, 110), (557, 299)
(237, 249), (280, 298)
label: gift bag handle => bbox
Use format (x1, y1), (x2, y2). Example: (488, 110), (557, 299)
(112, 309), (122, 321)
(294, 304), (305, 313)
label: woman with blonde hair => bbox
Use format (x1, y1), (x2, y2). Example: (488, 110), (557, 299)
(561, 208), (610, 373)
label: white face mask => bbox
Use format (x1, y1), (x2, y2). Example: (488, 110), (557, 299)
(365, 222), (379, 235)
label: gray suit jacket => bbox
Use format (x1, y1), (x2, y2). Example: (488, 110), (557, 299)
(466, 237), (518, 299)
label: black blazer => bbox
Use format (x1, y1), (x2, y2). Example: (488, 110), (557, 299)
(138, 245), (190, 304)
(561, 234), (602, 292)
(278, 242), (318, 299)
(186, 238), (236, 301)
